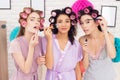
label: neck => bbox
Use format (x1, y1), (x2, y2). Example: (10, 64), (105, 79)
(88, 30), (102, 39)
(56, 32), (68, 40)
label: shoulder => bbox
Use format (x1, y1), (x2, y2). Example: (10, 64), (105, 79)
(10, 37), (19, 45)
(10, 36), (25, 47)
(74, 39), (82, 48)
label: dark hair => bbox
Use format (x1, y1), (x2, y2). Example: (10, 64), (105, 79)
(49, 7), (77, 45)
(17, 7), (44, 37)
(78, 6), (102, 31)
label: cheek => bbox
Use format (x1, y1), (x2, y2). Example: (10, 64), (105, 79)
(27, 21), (35, 27)
(91, 23), (98, 29)
(67, 23), (71, 28)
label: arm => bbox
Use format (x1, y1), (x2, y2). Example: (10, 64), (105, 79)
(12, 31), (39, 73)
(45, 38), (53, 69)
(104, 32), (116, 58)
(79, 37), (89, 69)
(13, 46), (34, 73)
(97, 16), (116, 59)
(44, 27), (54, 69)
(75, 62), (82, 80)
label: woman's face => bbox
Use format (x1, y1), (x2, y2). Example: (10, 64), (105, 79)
(26, 12), (41, 33)
(80, 15), (98, 35)
(56, 14), (71, 34)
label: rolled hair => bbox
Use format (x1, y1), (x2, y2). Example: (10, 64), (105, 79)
(49, 7), (77, 44)
(78, 6), (102, 31)
(17, 7), (44, 37)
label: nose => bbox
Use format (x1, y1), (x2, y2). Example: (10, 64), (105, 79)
(81, 24), (87, 29)
(35, 21), (40, 26)
(81, 23), (87, 29)
(61, 22), (67, 27)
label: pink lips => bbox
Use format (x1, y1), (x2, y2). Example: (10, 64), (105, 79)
(34, 26), (39, 30)
(61, 28), (67, 30)
(34, 26), (37, 29)
(84, 29), (89, 33)
(34, 26), (44, 31)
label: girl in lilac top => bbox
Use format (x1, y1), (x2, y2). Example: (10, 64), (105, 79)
(41, 7), (83, 80)
(9, 7), (45, 80)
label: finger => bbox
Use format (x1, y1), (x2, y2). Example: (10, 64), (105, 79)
(35, 29), (38, 35)
(31, 35), (35, 40)
(34, 30), (38, 41)
(39, 57), (46, 60)
(39, 59), (45, 62)
(44, 27), (50, 34)
(39, 56), (45, 59)
(47, 28), (51, 33)
(84, 43), (87, 46)
(43, 27), (48, 33)
(34, 35), (38, 42)
(49, 25), (54, 29)
(83, 41), (88, 46)
(40, 56), (45, 58)
(39, 56), (46, 59)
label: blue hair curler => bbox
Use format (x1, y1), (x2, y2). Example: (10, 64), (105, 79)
(9, 26), (20, 41)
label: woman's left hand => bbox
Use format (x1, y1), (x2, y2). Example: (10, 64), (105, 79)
(37, 56), (46, 65)
(97, 16), (108, 33)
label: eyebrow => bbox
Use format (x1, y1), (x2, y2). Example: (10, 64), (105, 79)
(81, 19), (93, 22)
(85, 19), (93, 21)
(58, 18), (70, 21)
(30, 17), (40, 19)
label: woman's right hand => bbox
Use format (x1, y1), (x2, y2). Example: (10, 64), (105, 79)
(82, 38), (88, 53)
(44, 26), (53, 40)
(29, 30), (39, 48)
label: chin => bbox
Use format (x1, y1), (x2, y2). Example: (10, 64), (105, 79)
(85, 32), (90, 35)
(61, 31), (69, 34)
(28, 31), (35, 34)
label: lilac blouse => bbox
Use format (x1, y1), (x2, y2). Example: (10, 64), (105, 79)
(9, 36), (42, 80)
(41, 35), (83, 80)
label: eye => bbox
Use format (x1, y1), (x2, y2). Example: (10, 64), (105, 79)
(57, 20), (62, 23)
(37, 19), (40, 22)
(86, 21), (90, 23)
(30, 18), (34, 21)
(86, 19), (91, 24)
(66, 20), (70, 23)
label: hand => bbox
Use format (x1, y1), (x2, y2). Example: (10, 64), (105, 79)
(37, 56), (46, 65)
(44, 26), (53, 40)
(97, 16), (108, 32)
(29, 30), (39, 47)
(82, 38), (89, 52)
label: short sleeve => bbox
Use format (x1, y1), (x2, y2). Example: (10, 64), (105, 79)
(77, 43), (83, 62)
(41, 36), (47, 55)
(9, 39), (22, 55)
